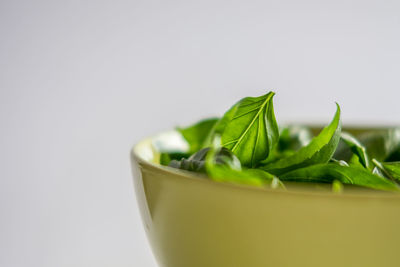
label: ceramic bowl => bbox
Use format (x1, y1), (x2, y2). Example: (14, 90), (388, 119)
(130, 130), (400, 267)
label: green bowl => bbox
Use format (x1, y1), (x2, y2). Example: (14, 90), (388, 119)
(131, 130), (400, 267)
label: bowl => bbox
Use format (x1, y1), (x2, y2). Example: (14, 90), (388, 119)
(130, 129), (400, 267)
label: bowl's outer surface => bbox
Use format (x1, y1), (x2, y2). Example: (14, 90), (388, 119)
(131, 137), (400, 267)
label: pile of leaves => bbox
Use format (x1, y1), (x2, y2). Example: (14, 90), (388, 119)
(159, 92), (400, 192)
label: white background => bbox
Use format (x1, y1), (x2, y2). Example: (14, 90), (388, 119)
(1, 0), (400, 266)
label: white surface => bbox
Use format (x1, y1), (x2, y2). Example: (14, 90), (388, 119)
(1, 0), (400, 266)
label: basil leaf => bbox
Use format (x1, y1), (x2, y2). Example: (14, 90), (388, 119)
(372, 166), (386, 178)
(330, 158), (349, 167)
(210, 92), (279, 168)
(223, 92), (279, 166)
(262, 104), (341, 175)
(278, 125), (313, 152)
(207, 166), (283, 187)
(373, 161), (400, 182)
(347, 154), (366, 169)
(280, 163), (399, 192)
(169, 147), (241, 173)
(159, 153), (171, 166)
(177, 118), (219, 154)
(159, 152), (190, 166)
(381, 162), (400, 181)
(199, 139), (284, 188)
(359, 128), (400, 162)
(340, 132), (370, 169)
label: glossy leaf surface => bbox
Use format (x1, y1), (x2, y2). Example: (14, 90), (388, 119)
(212, 92), (279, 167)
(262, 104), (341, 175)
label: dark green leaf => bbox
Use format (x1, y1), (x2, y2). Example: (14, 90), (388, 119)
(210, 92), (279, 167)
(262, 104), (341, 175)
(387, 150), (400, 162)
(280, 163), (399, 192)
(159, 152), (190, 166)
(177, 118), (219, 154)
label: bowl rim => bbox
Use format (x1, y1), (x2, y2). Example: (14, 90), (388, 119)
(131, 130), (400, 201)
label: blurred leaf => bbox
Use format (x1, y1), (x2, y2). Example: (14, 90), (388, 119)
(177, 118), (219, 154)
(278, 125), (313, 152)
(280, 163), (399, 192)
(373, 160), (400, 182)
(159, 152), (190, 166)
(330, 158), (349, 167)
(159, 153), (171, 166)
(168, 147), (241, 173)
(359, 128), (400, 162)
(381, 162), (400, 181)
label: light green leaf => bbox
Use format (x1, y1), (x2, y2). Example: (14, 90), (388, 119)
(262, 104), (341, 175)
(211, 92), (279, 167)
(207, 166), (280, 187)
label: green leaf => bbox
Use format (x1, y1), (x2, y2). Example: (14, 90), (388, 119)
(373, 160), (400, 182)
(201, 138), (284, 188)
(159, 152), (190, 166)
(159, 153), (171, 166)
(278, 125), (313, 152)
(372, 166), (386, 178)
(262, 104), (341, 175)
(381, 162), (400, 181)
(359, 128), (400, 162)
(177, 118), (219, 154)
(207, 166), (278, 187)
(340, 132), (370, 169)
(280, 163), (399, 192)
(330, 158), (349, 167)
(210, 92), (279, 167)
(168, 147), (241, 173)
